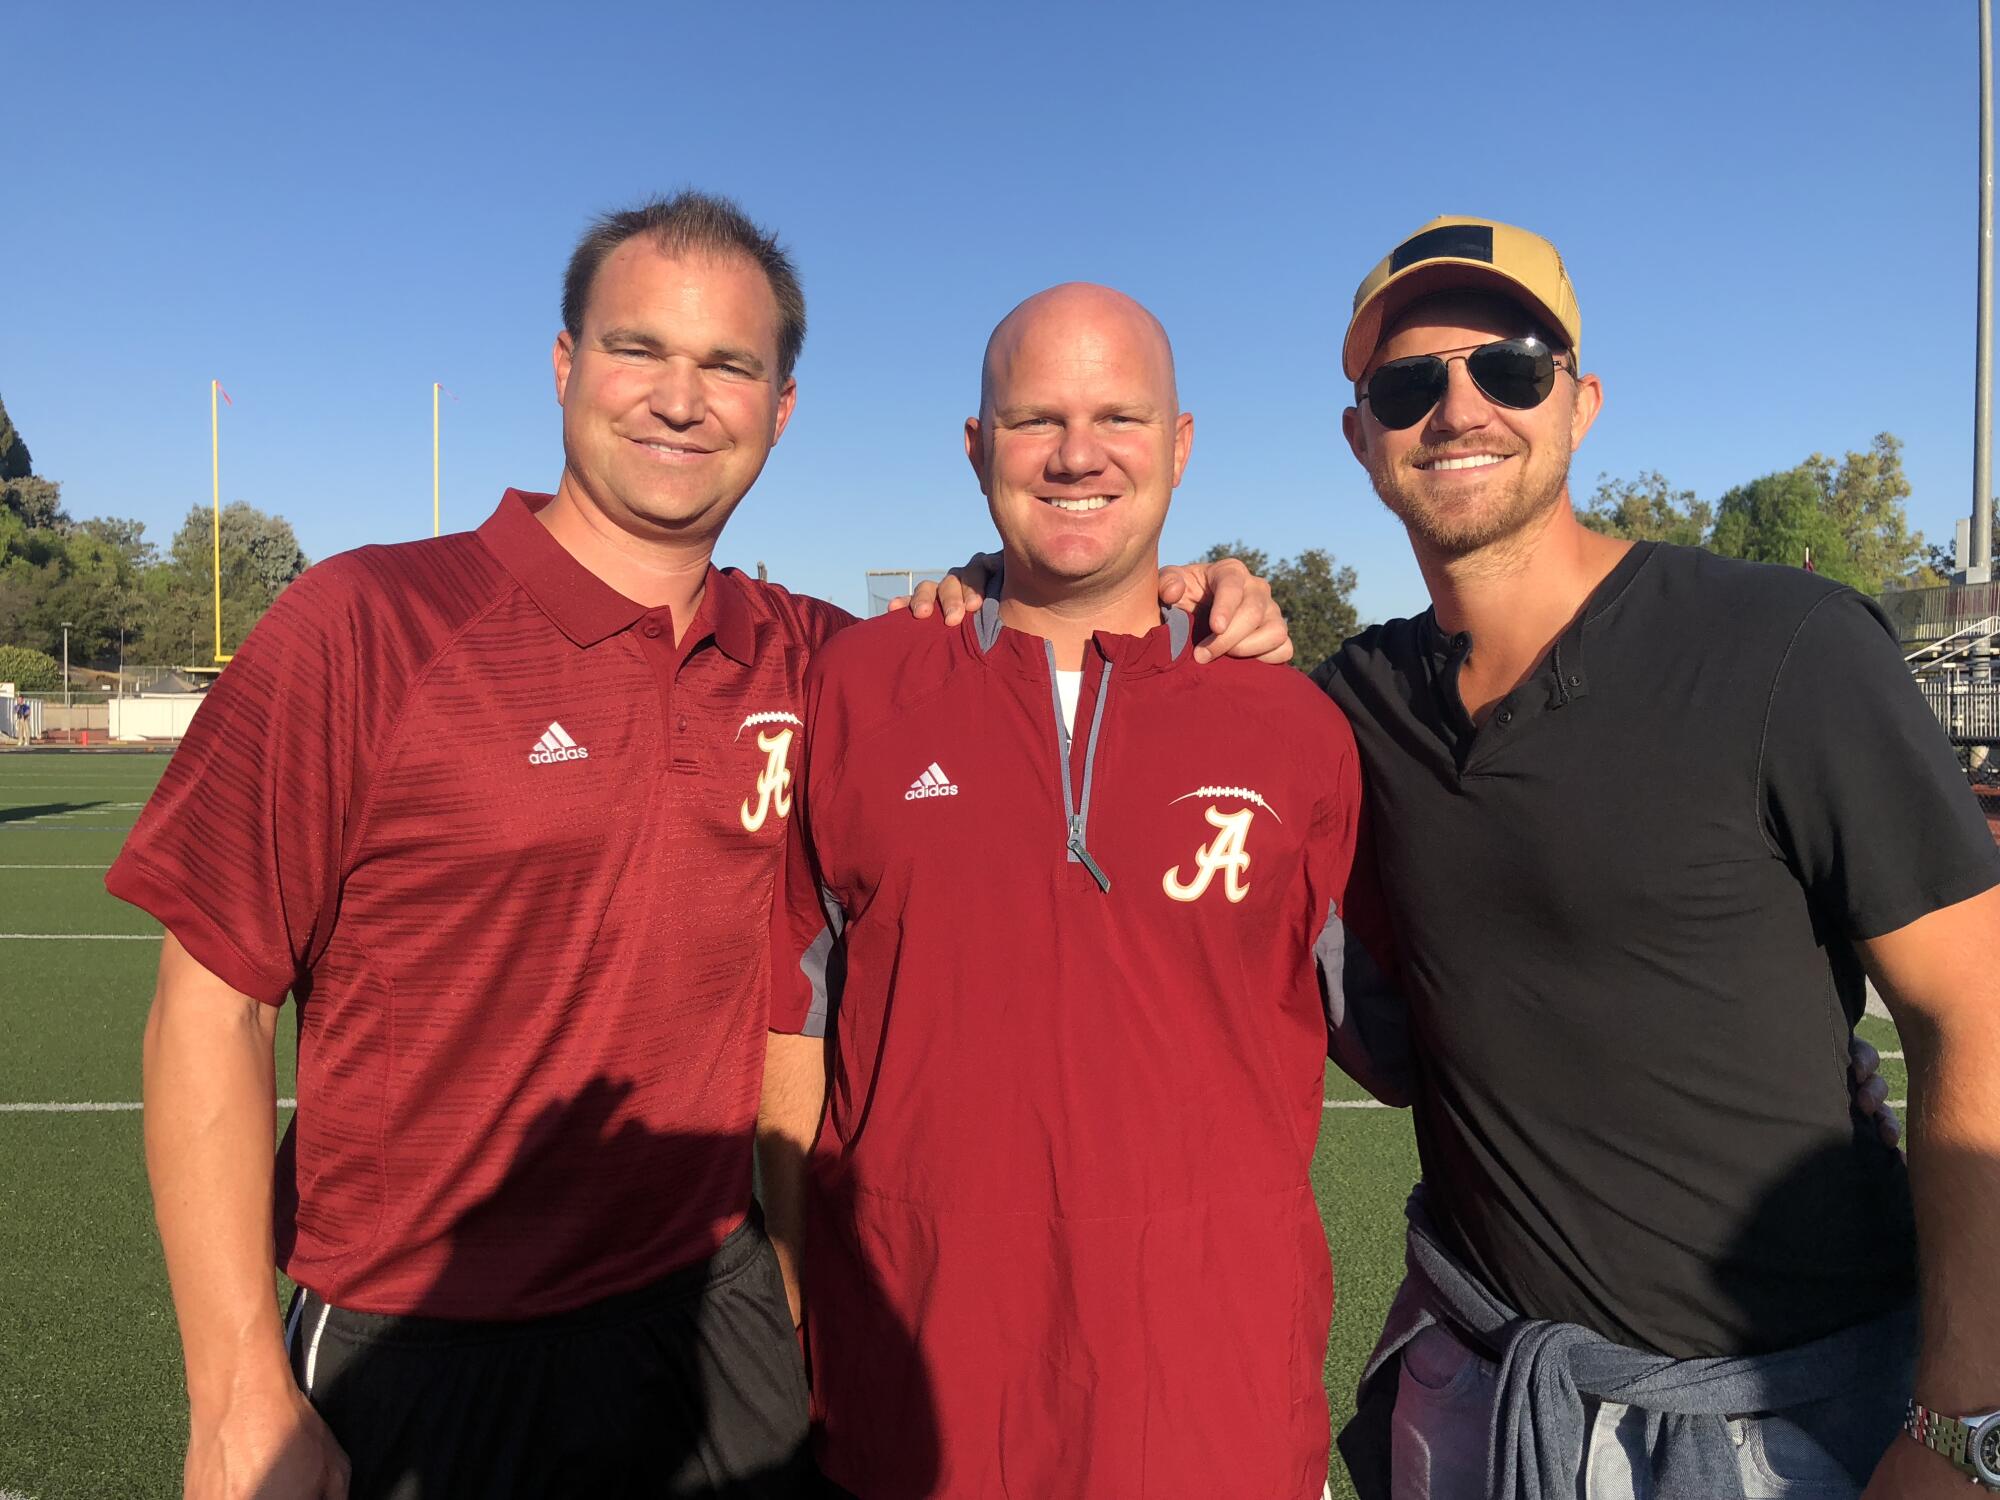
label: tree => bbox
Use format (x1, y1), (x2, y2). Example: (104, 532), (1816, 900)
(1709, 440), (1934, 594)
(0, 474), (65, 531)
(0, 393), (69, 532)
(1589, 434), (1935, 594)
(1710, 468), (1860, 586)
(0, 644), (61, 693)
(1204, 540), (1360, 671)
(0, 395), (31, 481)
(0, 394), (309, 666)
(1577, 471), (1714, 546)
(166, 503), (308, 599)
(1923, 497), (1999, 579)
(1801, 434), (1935, 590)
(139, 502), (309, 660)
(76, 516), (158, 571)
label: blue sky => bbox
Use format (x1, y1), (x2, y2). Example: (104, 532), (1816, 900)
(6, 1), (1988, 625)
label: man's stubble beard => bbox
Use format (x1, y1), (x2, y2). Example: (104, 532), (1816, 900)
(1369, 445), (1574, 564)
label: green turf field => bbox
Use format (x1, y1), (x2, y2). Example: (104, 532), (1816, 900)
(0, 750), (1908, 1500)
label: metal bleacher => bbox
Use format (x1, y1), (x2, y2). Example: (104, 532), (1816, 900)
(1881, 580), (2000, 745)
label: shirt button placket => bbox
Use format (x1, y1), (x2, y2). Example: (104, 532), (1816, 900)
(640, 614), (680, 769)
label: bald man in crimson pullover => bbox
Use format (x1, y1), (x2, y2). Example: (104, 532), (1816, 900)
(764, 283), (1407, 1499)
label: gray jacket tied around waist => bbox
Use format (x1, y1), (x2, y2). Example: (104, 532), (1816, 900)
(1336, 1187), (1916, 1500)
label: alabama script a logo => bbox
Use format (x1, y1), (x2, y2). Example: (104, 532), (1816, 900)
(1162, 787), (1281, 904)
(737, 712), (804, 833)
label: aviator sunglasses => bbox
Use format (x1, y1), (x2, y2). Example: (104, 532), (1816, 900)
(1359, 337), (1573, 431)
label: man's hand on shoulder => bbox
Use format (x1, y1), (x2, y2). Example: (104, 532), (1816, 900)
(896, 551), (1294, 664)
(889, 554), (994, 628)
(186, 1381), (349, 1499)
(1160, 557), (1292, 664)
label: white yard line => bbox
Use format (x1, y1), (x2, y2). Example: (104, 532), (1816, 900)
(0, 826), (136, 833)
(0, 932), (159, 940)
(0, 799), (138, 805)
(1320, 1104), (1912, 1120)
(1, 813), (139, 824)
(0, 1096), (1906, 1117)
(0, 864), (111, 870)
(0, 803), (142, 811)
(0, 1099), (297, 1114)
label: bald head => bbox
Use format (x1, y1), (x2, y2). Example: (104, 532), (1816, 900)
(980, 282), (1179, 423)
(964, 281), (1194, 612)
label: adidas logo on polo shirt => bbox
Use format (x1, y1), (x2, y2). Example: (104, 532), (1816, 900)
(904, 762), (958, 800)
(528, 722), (590, 765)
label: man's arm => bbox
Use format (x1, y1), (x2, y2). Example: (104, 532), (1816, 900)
(757, 1032), (829, 1327)
(143, 933), (348, 1500)
(1858, 885), (2000, 1497)
(902, 552), (1294, 664)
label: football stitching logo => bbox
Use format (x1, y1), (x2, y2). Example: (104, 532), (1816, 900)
(1168, 785), (1281, 822)
(736, 711), (804, 739)
(738, 712), (803, 833)
(1163, 786), (1275, 904)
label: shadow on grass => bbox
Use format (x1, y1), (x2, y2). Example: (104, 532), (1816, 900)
(0, 801), (107, 824)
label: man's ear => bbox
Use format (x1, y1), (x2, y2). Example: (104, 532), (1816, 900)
(771, 378), (798, 446)
(1170, 410), (1195, 487)
(554, 331), (575, 407)
(1567, 372), (1604, 453)
(1341, 406), (1368, 467)
(963, 417), (991, 493)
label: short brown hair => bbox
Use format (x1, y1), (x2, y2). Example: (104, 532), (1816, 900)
(562, 192), (807, 381)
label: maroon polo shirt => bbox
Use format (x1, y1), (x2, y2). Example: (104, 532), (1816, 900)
(772, 601), (1403, 1500)
(109, 490), (851, 1318)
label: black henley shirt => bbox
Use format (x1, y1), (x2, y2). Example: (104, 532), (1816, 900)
(1318, 540), (2000, 1357)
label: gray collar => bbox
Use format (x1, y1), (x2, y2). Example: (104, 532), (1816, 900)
(972, 585), (1190, 660)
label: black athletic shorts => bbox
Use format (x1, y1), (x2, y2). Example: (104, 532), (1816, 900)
(284, 1216), (813, 1499)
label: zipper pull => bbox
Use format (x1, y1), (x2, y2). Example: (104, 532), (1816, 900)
(1068, 817), (1111, 893)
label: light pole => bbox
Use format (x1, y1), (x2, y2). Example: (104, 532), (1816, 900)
(60, 621), (72, 710)
(1976, 0), (1995, 695)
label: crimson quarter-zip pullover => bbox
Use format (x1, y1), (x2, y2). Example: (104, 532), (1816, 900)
(773, 598), (1405, 1500)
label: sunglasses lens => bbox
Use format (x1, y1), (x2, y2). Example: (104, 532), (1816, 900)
(1365, 357), (1448, 430)
(1466, 339), (1555, 410)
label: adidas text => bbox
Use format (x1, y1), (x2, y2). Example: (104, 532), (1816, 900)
(905, 761), (960, 799)
(529, 722), (590, 765)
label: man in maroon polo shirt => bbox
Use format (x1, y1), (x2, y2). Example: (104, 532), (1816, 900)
(113, 194), (1293, 1500)
(767, 283), (1407, 1499)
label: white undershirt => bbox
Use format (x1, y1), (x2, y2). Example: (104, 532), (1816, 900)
(1055, 669), (1083, 735)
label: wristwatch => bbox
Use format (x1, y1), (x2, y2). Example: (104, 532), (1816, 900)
(1906, 1399), (2000, 1488)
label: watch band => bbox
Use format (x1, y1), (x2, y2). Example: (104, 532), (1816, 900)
(1905, 1399), (2000, 1488)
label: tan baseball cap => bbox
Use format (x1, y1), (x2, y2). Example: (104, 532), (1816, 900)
(1342, 216), (1580, 381)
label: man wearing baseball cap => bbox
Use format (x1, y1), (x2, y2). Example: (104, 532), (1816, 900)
(1319, 217), (2000, 1497)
